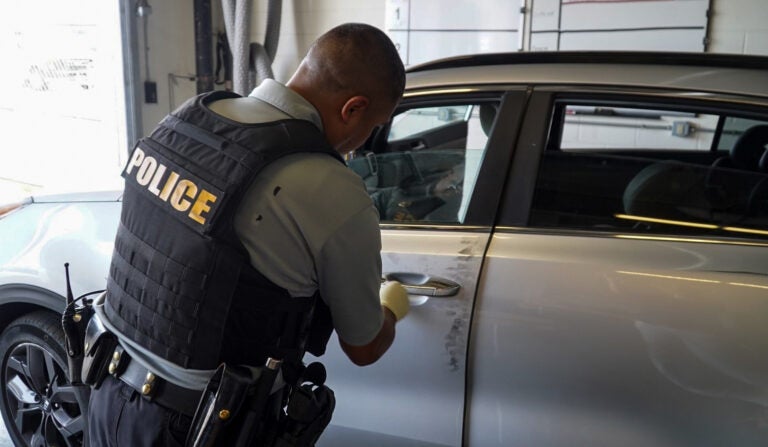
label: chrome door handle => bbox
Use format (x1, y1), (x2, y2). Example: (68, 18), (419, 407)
(410, 141), (426, 150)
(382, 272), (461, 297)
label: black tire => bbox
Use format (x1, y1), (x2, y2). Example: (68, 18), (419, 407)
(0, 311), (85, 447)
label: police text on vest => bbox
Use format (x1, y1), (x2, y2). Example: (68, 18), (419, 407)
(125, 146), (218, 225)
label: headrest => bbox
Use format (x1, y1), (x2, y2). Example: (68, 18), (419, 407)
(479, 104), (498, 137)
(730, 125), (768, 171)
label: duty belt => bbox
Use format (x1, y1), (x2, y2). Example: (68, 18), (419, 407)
(108, 345), (200, 417)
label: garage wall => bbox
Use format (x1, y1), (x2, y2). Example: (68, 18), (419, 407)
(137, 0), (768, 136)
(138, 0), (386, 134)
(249, 0), (386, 82)
(386, 0), (524, 66)
(3, 1), (761, 199)
(137, 0), (198, 137)
(530, 0), (709, 52)
(707, 0), (768, 55)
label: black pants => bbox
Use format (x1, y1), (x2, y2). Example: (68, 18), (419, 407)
(87, 375), (191, 447)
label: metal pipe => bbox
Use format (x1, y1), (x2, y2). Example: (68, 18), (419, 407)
(517, 0), (526, 51)
(119, 0), (142, 145)
(137, 0), (152, 80)
(194, 0), (214, 93)
(703, 0), (714, 52)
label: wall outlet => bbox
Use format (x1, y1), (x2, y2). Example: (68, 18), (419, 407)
(144, 81), (158, 104)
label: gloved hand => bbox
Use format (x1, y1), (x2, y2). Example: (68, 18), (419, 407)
(380, 281), (410, 321)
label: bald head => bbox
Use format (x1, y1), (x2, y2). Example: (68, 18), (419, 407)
(288, 23), (405, 154)
(292, 23), (405, 110)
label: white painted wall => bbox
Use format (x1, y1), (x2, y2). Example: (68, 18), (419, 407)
(561, 112), (720, 151)
(249, 0), (386, 81)
(387, 0), (523, 65)
(138, 0), (198, 137)
(3, 0), (764, 198)
(708, 0), (768, 55)
(135, 0), (768, 135)
(0, 1), (762, 200)
(124, 0), (768, 166)
(137, 0), (385, 132)
(531, 0), (710, 52)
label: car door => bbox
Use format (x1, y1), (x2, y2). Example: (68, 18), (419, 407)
(467, 88), (768, 446)
(314, 88), (528, 447)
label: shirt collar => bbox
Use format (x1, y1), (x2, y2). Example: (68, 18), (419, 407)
(248, 79), (323, 131)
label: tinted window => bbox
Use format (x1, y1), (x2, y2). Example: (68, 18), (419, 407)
(531, 102), (768, 240)
(349, 102), (497, 224)
(718, 117), (768, 151)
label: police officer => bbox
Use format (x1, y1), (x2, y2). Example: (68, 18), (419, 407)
(86, 23), (408, 446)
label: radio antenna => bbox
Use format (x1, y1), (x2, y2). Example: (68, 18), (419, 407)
(64, 263), (74, 306)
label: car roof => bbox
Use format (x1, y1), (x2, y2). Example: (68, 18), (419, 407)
(405, 51), (768, 99)
(30, 190), (123, 203)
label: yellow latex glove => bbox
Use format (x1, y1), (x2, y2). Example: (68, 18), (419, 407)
(380, 281), (410, 321)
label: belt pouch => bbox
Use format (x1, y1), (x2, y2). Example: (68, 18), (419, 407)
(80, 314), (118, 388)
(186, 363), (254, 447)
(273, 377), (335, 447)
(61, 304), (93, 385)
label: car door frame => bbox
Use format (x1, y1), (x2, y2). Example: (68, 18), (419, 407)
(388, 86), (532, 445)
(464, 85), (768, 446)
(320, 86), (530, 447)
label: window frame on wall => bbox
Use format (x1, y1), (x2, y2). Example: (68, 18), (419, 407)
(119, 0), (142, 148)
(497, 86), (768, 242)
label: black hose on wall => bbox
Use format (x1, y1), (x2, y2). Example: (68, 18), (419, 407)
(249, 0), (282, 90)
(194, 0), (214, 93)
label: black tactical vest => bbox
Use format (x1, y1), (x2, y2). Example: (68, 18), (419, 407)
(105, 91), (344, 370)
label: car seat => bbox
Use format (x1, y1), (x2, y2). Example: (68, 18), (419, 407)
(624, 125), (768, 228)
(717, 125), (768, 171)
(706, 125), (768, 213)
(622, 161), (710, 222)
(737, 126), (768, 218)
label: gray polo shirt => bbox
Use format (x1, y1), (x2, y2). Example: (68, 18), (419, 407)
(96, 80), (383, 390)
(227, 81), (384, 345)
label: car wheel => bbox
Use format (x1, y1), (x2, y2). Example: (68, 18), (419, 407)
(0, 311), (85, 447)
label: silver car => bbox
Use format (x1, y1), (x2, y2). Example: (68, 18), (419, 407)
(1, 52), (768, 447)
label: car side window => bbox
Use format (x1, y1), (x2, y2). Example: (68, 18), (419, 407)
(349, 102), (497, 224)
(530, 101), (768, 240)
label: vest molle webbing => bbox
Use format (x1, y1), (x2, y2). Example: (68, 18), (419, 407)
(106, 91), (343, 370)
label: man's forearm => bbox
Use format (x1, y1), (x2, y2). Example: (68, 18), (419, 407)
(339, 306), (397, 366)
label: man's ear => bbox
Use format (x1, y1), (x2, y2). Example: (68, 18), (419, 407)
(340, 95), (370, 124)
